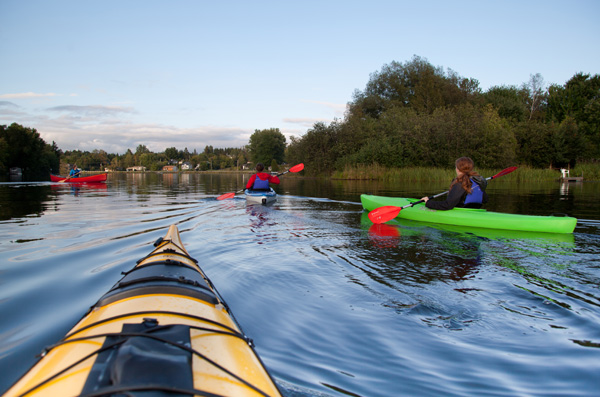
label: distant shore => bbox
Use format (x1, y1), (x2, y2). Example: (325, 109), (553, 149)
(74, 163), (600, 181)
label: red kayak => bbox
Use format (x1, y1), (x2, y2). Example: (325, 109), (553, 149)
(50, 173), (108, 183)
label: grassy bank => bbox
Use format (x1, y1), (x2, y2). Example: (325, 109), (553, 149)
(331, 163), (600, 181)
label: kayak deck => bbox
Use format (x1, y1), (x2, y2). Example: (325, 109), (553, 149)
(361, 194), (577, 234)
(5, 225), (281, 397)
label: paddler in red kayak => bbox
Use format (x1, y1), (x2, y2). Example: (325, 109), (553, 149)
(69, 164), (81, 178)
(421, 157), (488, 210)
(246, 163), (280, 190)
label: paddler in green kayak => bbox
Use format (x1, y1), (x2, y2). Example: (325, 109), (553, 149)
(421, 157), (488, 210)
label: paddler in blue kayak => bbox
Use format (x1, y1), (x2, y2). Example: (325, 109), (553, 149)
(421, 157), (488, 210)
(246, 163), (281, 190)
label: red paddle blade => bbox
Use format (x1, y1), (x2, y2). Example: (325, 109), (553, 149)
(367, 206), (403, 224)
(492, 166), (518, 179)
(289, 163), (304, 173)
(217, 192), (236, 200)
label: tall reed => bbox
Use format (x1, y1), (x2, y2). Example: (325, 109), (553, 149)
(331, 163), (600, 181)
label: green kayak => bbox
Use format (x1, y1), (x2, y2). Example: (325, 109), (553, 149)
(361, 194), (577, 234)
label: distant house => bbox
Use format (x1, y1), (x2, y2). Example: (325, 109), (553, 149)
(126, 166), (146, 172)
(180, 162), (193, 170)
(162, 165), (178, 172)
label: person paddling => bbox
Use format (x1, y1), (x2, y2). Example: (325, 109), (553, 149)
(246, 163), (281, 191)
(69, 164), (81, 178)
(421, 157), (488, 210)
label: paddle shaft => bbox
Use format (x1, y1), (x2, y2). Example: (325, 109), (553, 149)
(59, 170), (81, 183)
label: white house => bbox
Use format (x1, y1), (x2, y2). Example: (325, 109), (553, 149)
(126, 166), (146, 172)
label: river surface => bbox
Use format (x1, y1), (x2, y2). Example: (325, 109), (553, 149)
(1, 172), (599, 396)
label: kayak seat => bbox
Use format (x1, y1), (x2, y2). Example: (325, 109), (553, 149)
(96, 261), (218, 307)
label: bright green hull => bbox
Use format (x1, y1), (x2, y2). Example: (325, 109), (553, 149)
(361, 194), (577, 234)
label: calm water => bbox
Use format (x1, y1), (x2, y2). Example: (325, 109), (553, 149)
(1, 173), (599, 396)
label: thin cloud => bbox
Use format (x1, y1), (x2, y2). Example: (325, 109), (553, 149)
(0, 101), (26, 117)
(0, 101), (20, 109)
(301, 99), (347, 115)
(46, 105), (137, 117)
(282, 117), (332, 127)
(0, 92), (60, 99)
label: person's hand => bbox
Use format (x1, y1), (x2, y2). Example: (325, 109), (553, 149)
(420, 196), (429, 202)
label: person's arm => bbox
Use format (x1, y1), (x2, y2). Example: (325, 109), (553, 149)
(245, 175), (256, 189)
(269, 175), (281, 184)
(425, 184), (465, 210)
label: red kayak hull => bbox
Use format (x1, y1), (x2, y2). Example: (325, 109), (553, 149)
(50, 174), (108, 183)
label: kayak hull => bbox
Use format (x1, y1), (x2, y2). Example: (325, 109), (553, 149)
(5, 225), (281, 397)
(245, 188), (277, 205)
(50, 173), (108, 183)
(361, 194), (577, 234)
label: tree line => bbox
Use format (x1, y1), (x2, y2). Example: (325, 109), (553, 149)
(286, 56), (599, 175)
(2, 126), (287, 180)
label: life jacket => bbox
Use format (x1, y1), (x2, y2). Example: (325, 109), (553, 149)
(463, 178), (484, 205)
(252, 174), (270, 190)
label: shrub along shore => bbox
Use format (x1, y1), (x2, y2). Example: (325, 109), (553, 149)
(330, 163), (600, 181)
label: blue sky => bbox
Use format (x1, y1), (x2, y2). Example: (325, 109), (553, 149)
(1, 0), (598, 154)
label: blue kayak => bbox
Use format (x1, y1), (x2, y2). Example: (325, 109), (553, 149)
(245, 188), (277, 205)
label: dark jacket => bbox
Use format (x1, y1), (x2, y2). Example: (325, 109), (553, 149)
(425, 175), (488, 210)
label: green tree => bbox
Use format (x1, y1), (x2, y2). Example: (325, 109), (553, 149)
(237, 153), (246, 170)
(0, 123), (60, 179)
(513, 121), (554, 168)
(547, 73), (600, 159)
(287, 122), (341, 175)
(270, 159), (280, 171)
(123, 149), (135, 168)
(164, 147), (179, 161)
(483, 85), (529, 122)
(348, 55), (480, 118)
(135, 144), (150, 155)
(110, 156), (122, 170)
(248, 128), (286, 165)
(139, 152), (158, 170)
